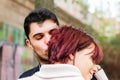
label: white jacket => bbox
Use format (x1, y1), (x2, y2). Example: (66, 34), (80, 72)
(18, 64), (85, 80)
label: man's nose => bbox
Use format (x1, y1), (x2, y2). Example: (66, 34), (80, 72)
(44, 34), (51, 44)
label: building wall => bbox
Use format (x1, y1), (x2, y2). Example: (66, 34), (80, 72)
(0, 1), (35, 79)
(0, 0), (34, 28)
(54, 0), (82, 22)
(0, 0), (35, 45)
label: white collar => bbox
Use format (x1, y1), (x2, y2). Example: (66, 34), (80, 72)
(35, 64), (82, 78)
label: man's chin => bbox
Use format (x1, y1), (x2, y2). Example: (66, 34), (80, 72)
(38, 56), (49, 64)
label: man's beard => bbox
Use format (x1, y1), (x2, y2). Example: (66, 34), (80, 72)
(38, 55), (49, 63)
(34, 52), (49, 64)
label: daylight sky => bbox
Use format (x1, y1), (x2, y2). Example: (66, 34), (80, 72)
(88, 0), (120, 20)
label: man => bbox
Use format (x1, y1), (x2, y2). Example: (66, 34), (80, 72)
(19, 8), (97, 80)
(19, 8), (59, 78)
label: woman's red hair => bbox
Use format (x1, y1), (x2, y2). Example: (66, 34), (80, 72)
(48, 25), (103, 64)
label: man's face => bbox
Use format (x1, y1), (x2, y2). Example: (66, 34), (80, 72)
(26, 20), (58, 64)
(74, 43), (97, 80)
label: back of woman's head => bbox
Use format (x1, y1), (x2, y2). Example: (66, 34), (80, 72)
(48, 25), (103, 64)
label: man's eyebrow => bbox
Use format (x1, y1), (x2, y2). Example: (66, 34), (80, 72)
(49, 28), (57, 32)
(33, 33), (43, 38)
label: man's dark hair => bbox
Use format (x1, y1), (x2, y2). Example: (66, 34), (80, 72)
(24, 8), (59, 39)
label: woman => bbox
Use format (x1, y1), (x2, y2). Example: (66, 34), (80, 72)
(18, 25), (103, 80)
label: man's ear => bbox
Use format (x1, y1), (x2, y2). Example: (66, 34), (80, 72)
(26, 39), (33, 49)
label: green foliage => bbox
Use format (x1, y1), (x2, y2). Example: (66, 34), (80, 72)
(64, 0), (67, 2)
(35, 0), (54, 10)
(72, 0), (88, 18)
(110, 33), (120, 47)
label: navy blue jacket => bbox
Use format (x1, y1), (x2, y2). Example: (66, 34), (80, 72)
(19, 65), (39, 78)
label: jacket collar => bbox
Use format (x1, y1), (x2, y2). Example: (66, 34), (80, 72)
(35, 64), (82, 78)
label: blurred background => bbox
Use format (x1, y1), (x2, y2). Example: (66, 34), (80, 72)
(0, 0), (120, 80)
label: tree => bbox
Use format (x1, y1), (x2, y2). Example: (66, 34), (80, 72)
(35, 0), (54, 10)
